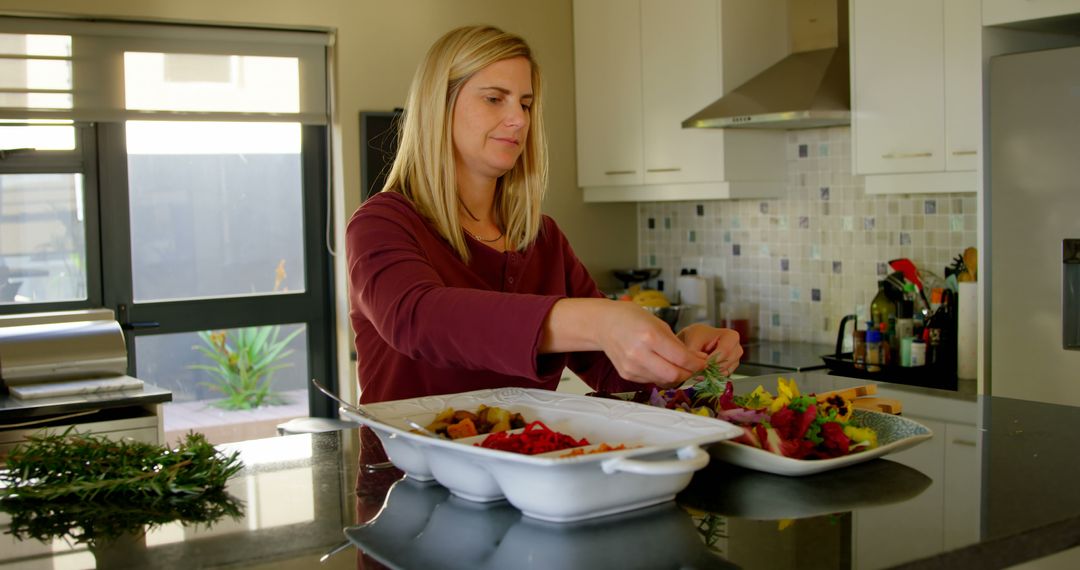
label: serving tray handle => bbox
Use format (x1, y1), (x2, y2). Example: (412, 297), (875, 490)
(600, 446), (709, 476)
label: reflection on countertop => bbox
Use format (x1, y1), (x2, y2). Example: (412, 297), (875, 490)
(2, 372), (1080, 569)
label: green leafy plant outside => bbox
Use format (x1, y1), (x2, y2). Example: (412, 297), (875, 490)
(191, 326), (302, 410)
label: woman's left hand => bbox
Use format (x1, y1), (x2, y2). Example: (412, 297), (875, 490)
(676, 324), (743, 376)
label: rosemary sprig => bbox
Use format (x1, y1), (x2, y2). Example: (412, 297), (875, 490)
(690, 357), (729, 403)
(0, 429), (245, 546)
(0, 429), (243, 502)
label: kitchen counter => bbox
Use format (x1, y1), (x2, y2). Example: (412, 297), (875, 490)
(2, 372), (1079, 569)
(735, 340), (834, 376)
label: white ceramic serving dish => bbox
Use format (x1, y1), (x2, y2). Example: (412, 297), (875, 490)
(707, 409), (933, 476)
(340, 387), (742, 522)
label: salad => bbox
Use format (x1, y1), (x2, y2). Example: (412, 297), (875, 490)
(636, 366), (878, 460)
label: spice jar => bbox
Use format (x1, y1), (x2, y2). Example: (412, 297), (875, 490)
(910, 339), (927, 367)
(865, 329), (883, 372)
(853, 329), (867, 370)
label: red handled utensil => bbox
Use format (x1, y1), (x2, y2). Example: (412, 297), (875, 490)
(889, 258), (930, 307)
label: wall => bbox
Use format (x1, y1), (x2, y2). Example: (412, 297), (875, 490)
(0, 0), (638, 399)
(639, 126), (977, 346)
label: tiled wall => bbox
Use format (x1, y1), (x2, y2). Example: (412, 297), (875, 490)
(638, 126), (977, 345)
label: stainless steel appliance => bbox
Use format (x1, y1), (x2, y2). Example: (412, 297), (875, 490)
(0, 316), (138, 399)
(989, 46), (1080, 405)
(683, 0), (850, 130)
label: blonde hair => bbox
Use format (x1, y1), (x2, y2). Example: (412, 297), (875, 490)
(382, 25), (548, 262)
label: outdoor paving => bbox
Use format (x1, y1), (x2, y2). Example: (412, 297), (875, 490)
(162, 389), (309, 445)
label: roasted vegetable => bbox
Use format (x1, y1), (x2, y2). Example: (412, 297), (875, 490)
(424, 405), (526, 439)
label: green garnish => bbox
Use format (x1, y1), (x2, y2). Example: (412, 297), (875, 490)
(690, 357), (729, 403)
(786, 395), (818, 413)
(0, 429), (245, 546)
(1, 429), (243, 502)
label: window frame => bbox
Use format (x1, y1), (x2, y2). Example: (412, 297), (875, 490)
(0, 19), (339, 418)
(0, 123), (102, 313)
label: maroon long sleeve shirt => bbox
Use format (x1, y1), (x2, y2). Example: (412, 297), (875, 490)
(346, 192), (639, 403)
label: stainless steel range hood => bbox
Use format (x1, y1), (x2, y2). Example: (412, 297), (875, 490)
(684, 0), (849, 130)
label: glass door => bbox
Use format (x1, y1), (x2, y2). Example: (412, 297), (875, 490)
(99, 121), (334, 445)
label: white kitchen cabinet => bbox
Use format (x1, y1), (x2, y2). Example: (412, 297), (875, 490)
(945, 0), (982, 173)
(983, 0), (1080, 25)
(573, 0), (787, 202)
(573, 0), (643, 188)
(850, 0), (980, 193)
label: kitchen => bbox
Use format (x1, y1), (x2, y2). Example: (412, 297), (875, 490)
(1, 0), (1080, 568)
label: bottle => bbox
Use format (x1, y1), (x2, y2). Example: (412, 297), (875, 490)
(872, 279), (898, 367)
(865, 329), (882, 372)
(853, 329), (867, 370)
(878, 321), (892, 366)
(923, 290), (954, 367)
(910, 338), (927, 367)
(720, 301), (752, 343)
(924, 317), (942, 365)
(870, 280), (898, 329)
(900, 337), (913, 367)
(897, 283), (916, 342)
(907, 283), (926, 337)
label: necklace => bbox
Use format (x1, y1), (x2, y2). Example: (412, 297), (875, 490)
(467, 228), (504, 243)
(458, 196), (483, 222)
(457, 196), (502, 243)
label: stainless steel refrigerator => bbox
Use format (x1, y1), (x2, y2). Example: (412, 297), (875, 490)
(989, 45), (1080, 405)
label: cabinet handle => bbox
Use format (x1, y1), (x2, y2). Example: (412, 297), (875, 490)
(604, 170), (636, 175)
(882, 152), (933, 159)
(646, 167), (682, 173)
(952, 150), (977, 156)
(952, 439), (976, 447)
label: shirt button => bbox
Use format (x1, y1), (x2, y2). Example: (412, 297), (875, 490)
(508, 276), (515, 284)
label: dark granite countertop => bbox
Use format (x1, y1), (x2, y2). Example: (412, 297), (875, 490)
(735, 340), (834, 375)
(2, 372), (1079, 569)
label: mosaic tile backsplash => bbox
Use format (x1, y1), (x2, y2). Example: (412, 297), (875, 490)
(638, 126), (977, 345)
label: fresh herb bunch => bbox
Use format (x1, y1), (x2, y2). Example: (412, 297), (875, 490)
(0, 429), (243, 502)
(689, 357), (729, 403)
(0, 429), (245, 546)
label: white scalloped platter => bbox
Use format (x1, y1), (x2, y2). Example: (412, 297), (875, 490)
(707, 409), (933, 477)
(340, 387), (742, 523)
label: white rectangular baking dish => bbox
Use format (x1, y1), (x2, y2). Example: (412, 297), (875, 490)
(341, 387), (741, 522)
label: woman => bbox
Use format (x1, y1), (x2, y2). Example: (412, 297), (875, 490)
(346, 25), (741, 404)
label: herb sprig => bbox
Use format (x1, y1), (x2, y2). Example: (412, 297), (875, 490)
(1, 429), (243, 502)
(0, 429), (245, 546)
(689, 357), (729, 403)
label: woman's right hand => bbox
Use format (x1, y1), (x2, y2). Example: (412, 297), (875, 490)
(541, 298), (708, 387)
(596, 301), (709, 387)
